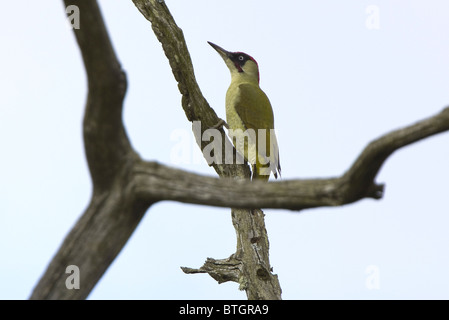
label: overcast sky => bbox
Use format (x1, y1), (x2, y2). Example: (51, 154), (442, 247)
(1, 1), (449, 299)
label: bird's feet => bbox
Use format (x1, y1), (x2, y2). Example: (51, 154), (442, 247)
(210, 118), (230, 130)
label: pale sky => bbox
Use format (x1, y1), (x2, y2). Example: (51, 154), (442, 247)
(1, 1), (449, 299)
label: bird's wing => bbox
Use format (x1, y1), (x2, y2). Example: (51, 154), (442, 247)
(234, 83), (281, 178)
(234, 83), (274, 131)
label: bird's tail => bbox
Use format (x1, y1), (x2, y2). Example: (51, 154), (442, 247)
(251, 163), (270, 181)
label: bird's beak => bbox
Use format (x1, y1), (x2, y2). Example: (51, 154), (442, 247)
(208, 41), (232, 61)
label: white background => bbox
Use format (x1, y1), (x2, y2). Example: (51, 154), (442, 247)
(1, 1), (449, 299)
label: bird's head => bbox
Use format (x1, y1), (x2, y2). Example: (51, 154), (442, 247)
(208, 41), (259, 84)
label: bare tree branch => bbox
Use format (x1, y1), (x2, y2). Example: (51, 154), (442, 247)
(30, 0), (149, 300)
(70, 0), (134, 190)
(131, 0), (282, 299)
(341, 106), (449, 202)
(131, 105), (449, 210)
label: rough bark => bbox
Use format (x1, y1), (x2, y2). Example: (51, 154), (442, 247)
(30, 0), (151, 300)
(29, 0), (449, 300)
(133, 102), (449, 210)
(131, 0), (282, 299)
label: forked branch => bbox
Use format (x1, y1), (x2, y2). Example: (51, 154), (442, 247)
(30, 0), (449, 300)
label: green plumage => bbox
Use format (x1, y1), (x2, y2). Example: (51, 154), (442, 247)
(208, 41), (281, 181)
(230, 83), (274, 133)
(226, 83), (278, 180)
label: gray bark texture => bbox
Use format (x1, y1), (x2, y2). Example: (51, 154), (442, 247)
(29, 0), (449, 299)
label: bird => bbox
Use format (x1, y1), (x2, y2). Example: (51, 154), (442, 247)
(208, 41), (281, 181)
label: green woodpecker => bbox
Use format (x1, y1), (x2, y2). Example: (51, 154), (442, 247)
(208, 42), (281, 181)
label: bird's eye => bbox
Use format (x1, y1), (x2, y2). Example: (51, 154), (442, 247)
(238, 56), (244, 61)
